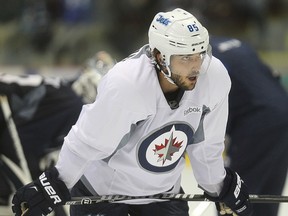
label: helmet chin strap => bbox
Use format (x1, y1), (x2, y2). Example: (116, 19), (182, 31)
(153, 53), (178, 86)
(155, 59), (177, 86)
(161, 69), (177, 85)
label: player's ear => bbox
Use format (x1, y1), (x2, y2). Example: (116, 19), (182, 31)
(155, 53), (166, 67)
(152, 48), (168, 72)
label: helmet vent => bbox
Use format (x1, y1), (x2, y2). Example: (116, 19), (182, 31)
(191, 34), (200, 37)
(169, 40), (187, 47)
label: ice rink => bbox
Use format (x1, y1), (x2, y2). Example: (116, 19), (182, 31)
(181, 162), (288, 216)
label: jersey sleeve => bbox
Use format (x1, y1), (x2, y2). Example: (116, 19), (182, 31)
(56, 74), (150, 189)
(186, 58), (231, 195)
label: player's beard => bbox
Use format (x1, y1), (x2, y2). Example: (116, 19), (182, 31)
(171, 73), (197, 91)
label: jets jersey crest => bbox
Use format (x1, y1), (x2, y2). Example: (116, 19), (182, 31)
(138, 122), (194, 173)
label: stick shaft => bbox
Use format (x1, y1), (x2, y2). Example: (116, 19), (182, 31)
(0, 95), (32, 181)
(65, 194), (288, 205)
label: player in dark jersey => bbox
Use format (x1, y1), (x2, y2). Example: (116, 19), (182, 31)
(0, 51), (114, 215)
(0, 74), (83, 214)
(211, 36), (288, 216)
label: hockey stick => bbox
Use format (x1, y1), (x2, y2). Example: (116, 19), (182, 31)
(0, 95), (32, 182)
(20, 193), (288, 216)
(0, 155), (30, 188)
(65, 193), (288, 205)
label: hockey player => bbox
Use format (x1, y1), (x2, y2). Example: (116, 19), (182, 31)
(210, 36), (288, 216)
(11, 8), (253, 216)
(0, 51), (113, 209)
(71, 50), (115, 104)
(0, 73), (83, 216)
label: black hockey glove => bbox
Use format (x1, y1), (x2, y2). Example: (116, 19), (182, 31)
(204, 168), (253, 216)
(11, 167), (70, 216)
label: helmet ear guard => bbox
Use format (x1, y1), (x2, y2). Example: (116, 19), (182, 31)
(148, 8), (210, 76)
(151, 49), (175, 84)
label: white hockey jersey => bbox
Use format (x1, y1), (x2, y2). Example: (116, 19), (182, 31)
(56, 45), (231, 203)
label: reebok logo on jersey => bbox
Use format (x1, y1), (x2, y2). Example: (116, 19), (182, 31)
(184, 106), (201, 116)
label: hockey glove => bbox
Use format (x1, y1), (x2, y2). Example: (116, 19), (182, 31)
(11, 167), (70, 216)
(204, 168), (253, 216)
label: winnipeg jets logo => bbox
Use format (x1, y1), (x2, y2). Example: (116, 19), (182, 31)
(156, 15), (171, 26)
(138, 123), (194, 173)
(153, 131), (183, 165)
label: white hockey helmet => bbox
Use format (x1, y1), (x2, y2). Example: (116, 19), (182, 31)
(148, 8), (210, 67)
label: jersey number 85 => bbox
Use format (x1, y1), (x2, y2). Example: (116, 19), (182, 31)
(187, 24), (199, 32)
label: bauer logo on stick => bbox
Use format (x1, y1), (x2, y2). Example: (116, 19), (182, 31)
(81, 197), (92, 205)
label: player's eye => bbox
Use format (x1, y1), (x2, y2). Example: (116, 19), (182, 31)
(181, 56), (192, 61)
